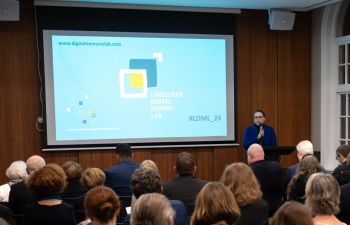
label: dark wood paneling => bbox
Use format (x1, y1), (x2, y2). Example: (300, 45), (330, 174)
(0, 5), (311, 183)
(277, 13), (311, 167)
(236, 10), (278, 161)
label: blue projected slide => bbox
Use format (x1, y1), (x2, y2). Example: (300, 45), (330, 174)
(43, 30), (235, 147)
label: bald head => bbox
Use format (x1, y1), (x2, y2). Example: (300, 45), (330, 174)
(26, 155), (46, 175)
(247, 144), (265, 164)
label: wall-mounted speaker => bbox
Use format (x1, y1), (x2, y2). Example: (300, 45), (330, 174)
(0, 1), (19, 21)
(268, 9), (295, 30)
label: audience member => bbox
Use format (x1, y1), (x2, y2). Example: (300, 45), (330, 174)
(247, 144), (282, 215)
(190, 182), (240, 225)
(61, 161), (87, 222)
(9, 155), (45, 217)
(0, 204), (16, 225)
(0, 160), (27, 202)
(104, 144), (139, 196)
(24, 163), (76, 225)
(128, 167), (187, 225)
(81, 168), (105, 189)
(131, 193), (174, 225)
(284, 140), (314, 194)
(341, 152), (350, 183)
(163, 152), (207, 216)
(305, 173), (345, 225)
(338, 182), (350, 224)
(140, 159), (159, 174)
(220, 162), (268, 225)
(287, 155), (321, 203)
(332, 144), (350, 185)
(84, 186), (121, 225)
(269, 201), (313, 225)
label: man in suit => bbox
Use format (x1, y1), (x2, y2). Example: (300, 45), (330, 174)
(163, 152), (207, 217)
(247, 144), (282, 216)
(243, 109), (277, 160)
(8, 155), (46, 217)
(104, 143), (139, 196)
(123, 167), (187, 225)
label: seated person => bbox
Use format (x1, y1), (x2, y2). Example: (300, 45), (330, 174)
(84, 186), (121, 225)
(131, 193), (174, 225)
(332, 144), (350, 185)
(220, 162), (269, 225)
(305, 173), (345, 225)
(23, 163), (76, 225)
(190, 182), (240, 225)
(269, 201), (313, 225)
(287, 155), (321, 203)
(247, 144), (282, 215)
(104, 144), (139, 196)
(125, 167), (187, 225)
(0, 160), (27, 203)
(61, 161), (87, 223)
(163, 152), (207, 217)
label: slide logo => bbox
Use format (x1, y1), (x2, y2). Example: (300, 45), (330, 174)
(119, 53), (162, 99)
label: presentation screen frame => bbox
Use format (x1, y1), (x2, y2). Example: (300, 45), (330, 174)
(36, 6), (237, 150)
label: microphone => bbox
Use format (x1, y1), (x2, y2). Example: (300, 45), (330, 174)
(259, 124), (264, 145)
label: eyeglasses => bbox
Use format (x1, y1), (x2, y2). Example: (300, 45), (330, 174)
(336, 155), (340, 160)
(254, 116), (264, 119)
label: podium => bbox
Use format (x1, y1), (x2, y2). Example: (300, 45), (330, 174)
(263, 146), (295, 161)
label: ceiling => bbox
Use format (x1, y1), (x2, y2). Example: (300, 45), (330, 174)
(35, 0), (342, 12)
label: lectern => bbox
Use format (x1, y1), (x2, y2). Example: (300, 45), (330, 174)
(263, 146), (295, 161)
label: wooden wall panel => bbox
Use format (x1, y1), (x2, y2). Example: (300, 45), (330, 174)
(0, 5), (311, 184)
(236, 11), (278, 161)
(277, 13), (311, 167)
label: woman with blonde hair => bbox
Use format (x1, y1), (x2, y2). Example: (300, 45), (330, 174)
(220, 163), (268, 225)
(190, 182), (240, 225)
(80, 168), (105, 189)
(140, 160), (159, 174)
(131, 193), (174, 225)
(305, 173), (346, 225)
(270, 201), (313, 225)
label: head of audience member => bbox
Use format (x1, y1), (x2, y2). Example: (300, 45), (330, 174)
(253, 109), (266, 126)
(85, 186), (121, 225)
(296, 140), (314, 161)
(190, 182), (240, 225)
(115, 143), (132, 160)
(140, 160), (159, 174)
(269, 201), (313, 225)
(305, 173), (340, 216)
(131, 167), (162, 199)
(175, 152), (196, 176)
(336, 144), (350, 164)
(26, 155), (46, 175)
(62, 161), (83, 183)
(81, 168), (106, 189)
(296, 155), (321, 177)
(220, 162), (262, 207)
(27, 163), (66, 199)
(247, 144), (265, 164)
(5, 160), (27, 184)
(0, 218), (10, 225)
(131, 193), (174, 225)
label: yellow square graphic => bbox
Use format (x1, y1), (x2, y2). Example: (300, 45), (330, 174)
(130, 73), (144, 88)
